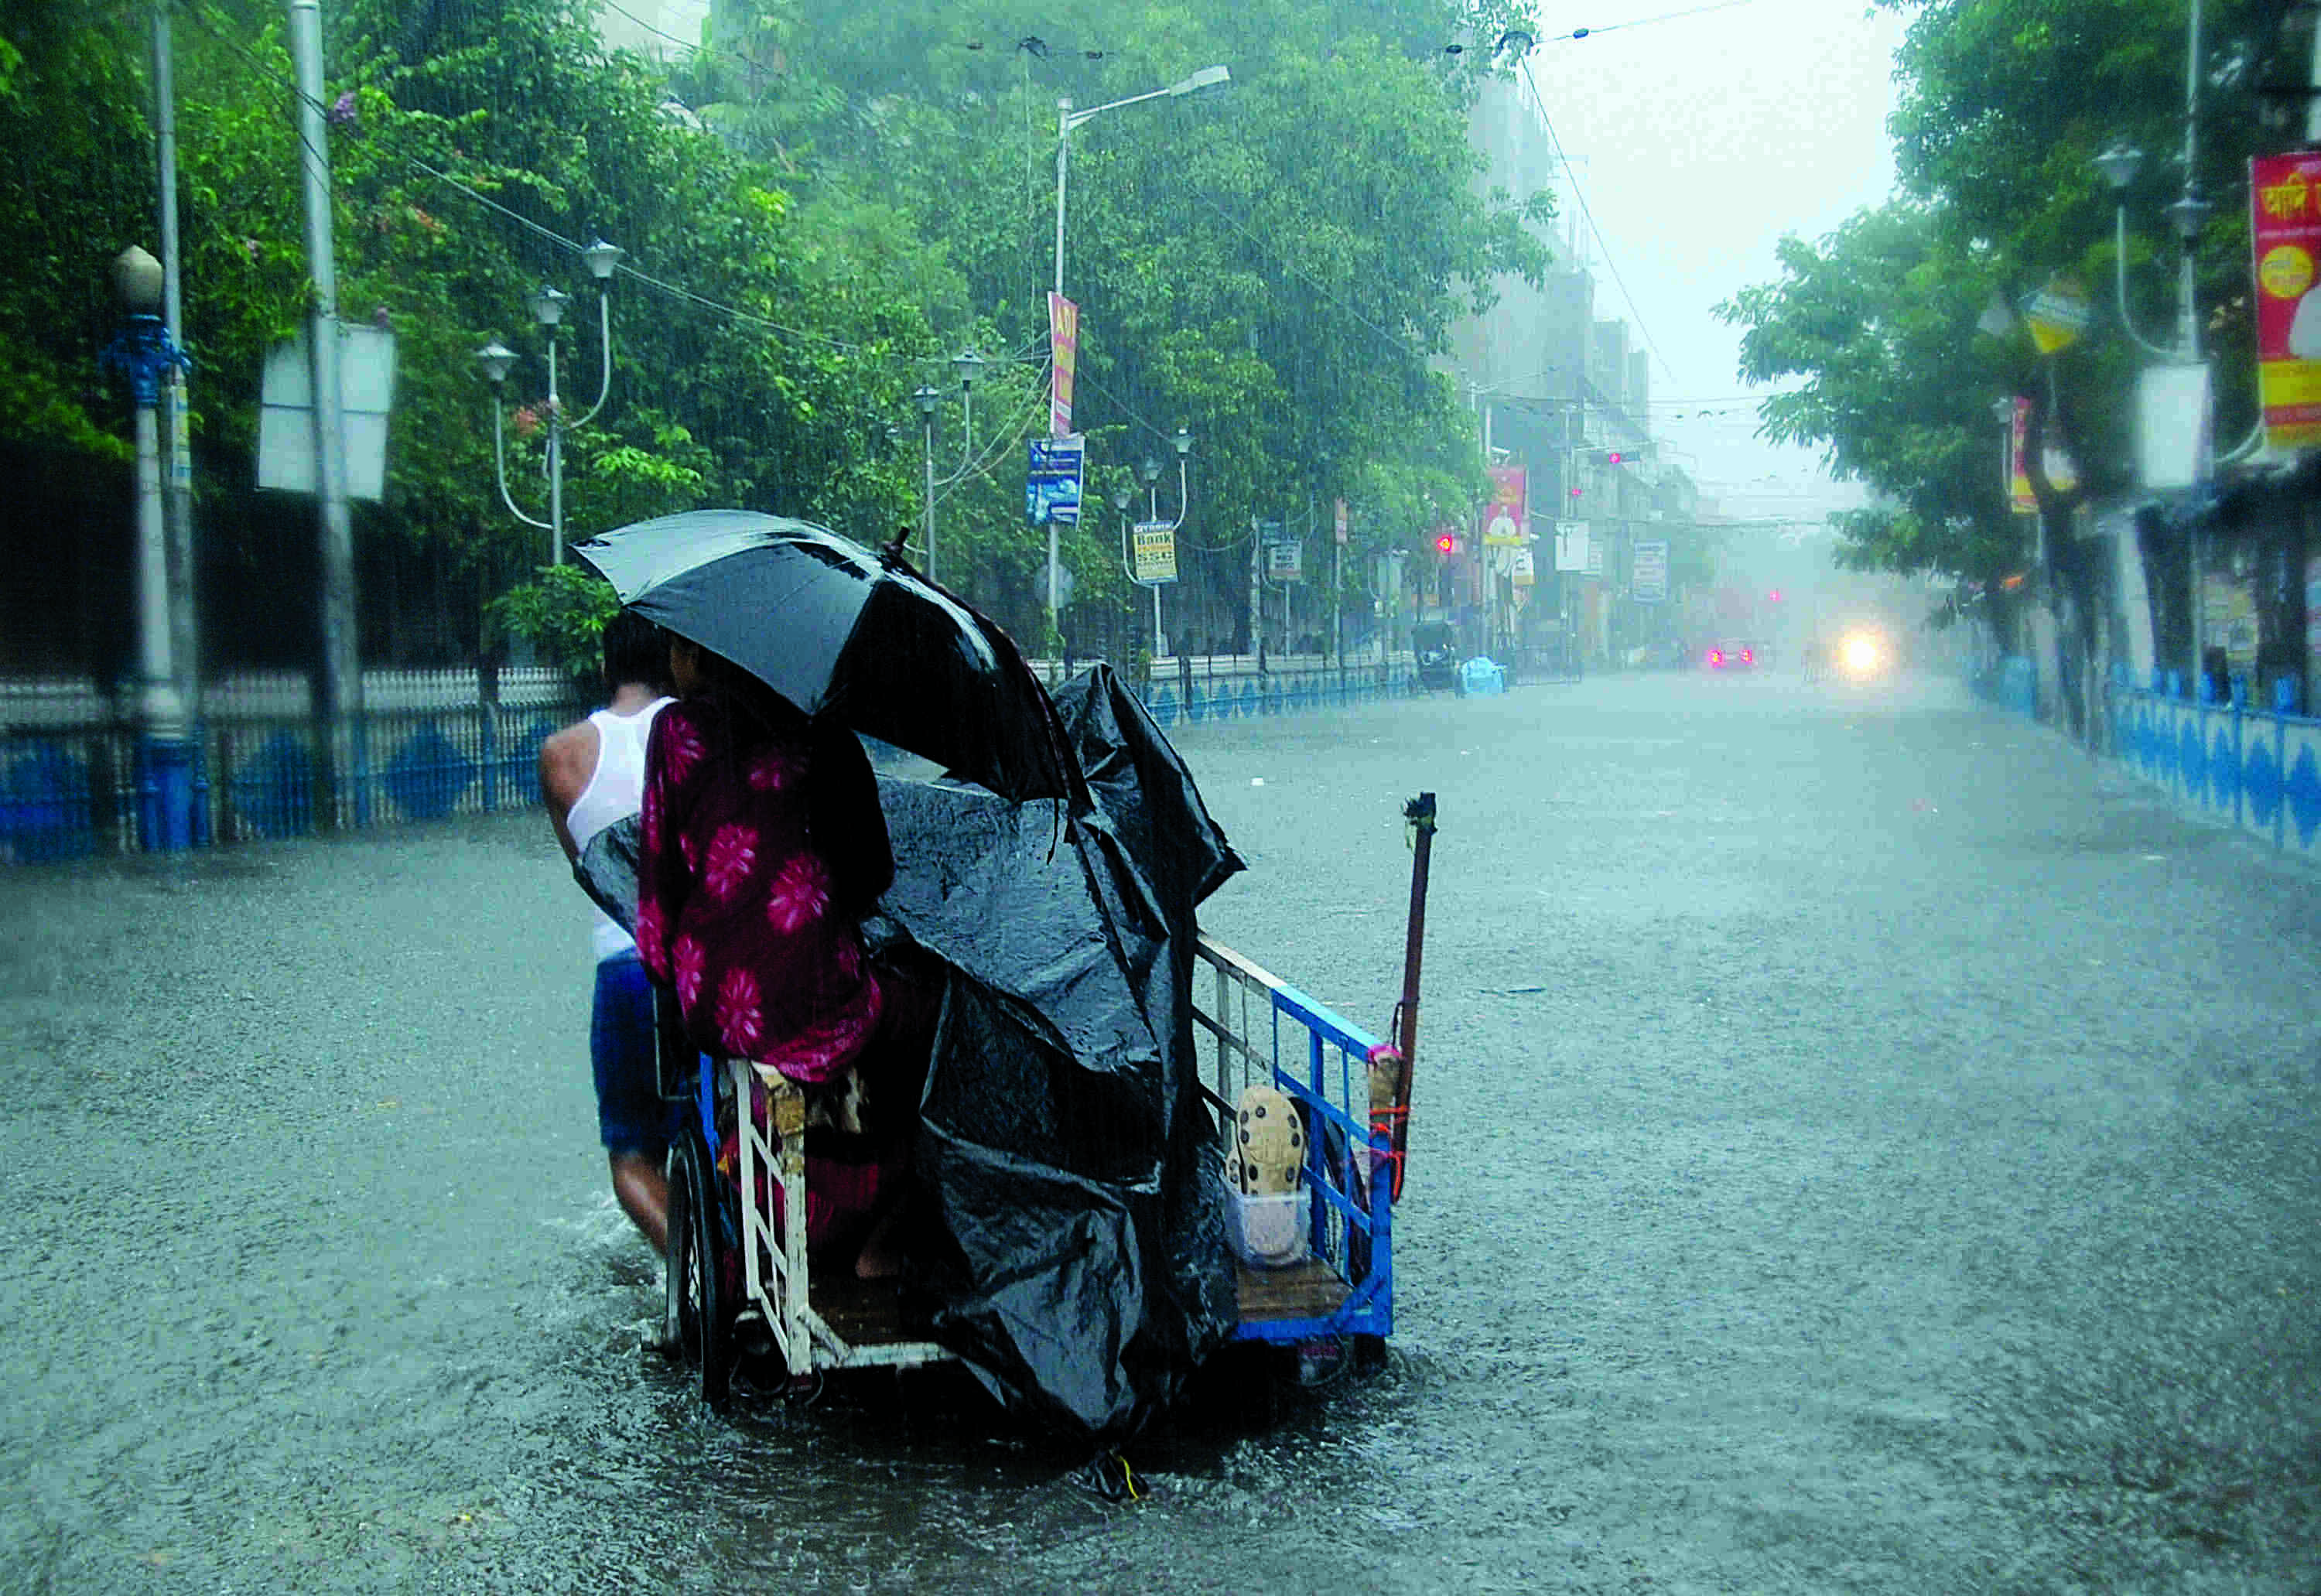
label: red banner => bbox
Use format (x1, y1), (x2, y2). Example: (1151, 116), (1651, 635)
(1480, 464), (1526, 547)
(2251, 151), (2321, 447)
(1048, 292), (1078, 439)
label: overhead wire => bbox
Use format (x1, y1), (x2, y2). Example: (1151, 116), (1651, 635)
(1512, 51), (1676, 385)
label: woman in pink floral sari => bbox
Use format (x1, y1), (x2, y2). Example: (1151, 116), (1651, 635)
(637, 637), (917, 1270)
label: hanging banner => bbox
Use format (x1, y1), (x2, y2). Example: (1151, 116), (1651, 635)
(1480, 464), (1527, 547)
(1632, 540), (1669, 603)
(1131, 520), (1178, 584)
(1512, 545), (1537, 588)
(1334, 498), (1349, 545)
(2008, 397), (2079, 512)
(1048, 292), (1079, 439)
(2251, 152), (2321, 448)
(1026, 434), (1083, 525)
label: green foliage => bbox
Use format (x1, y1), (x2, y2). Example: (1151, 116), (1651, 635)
(0, 0), (1555, 657)
(487, 561), (620, 682)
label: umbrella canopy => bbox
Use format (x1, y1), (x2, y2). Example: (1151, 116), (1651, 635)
(572, 511), (1074, 801)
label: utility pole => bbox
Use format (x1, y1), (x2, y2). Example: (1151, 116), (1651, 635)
(152, 2), (199, 740)
(289, 0), (361, 827)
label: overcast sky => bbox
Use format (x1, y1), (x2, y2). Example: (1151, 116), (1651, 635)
(1519, 0), (1912, 526)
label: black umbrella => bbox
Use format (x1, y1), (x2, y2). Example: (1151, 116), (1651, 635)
(571, 511), (1075, 801)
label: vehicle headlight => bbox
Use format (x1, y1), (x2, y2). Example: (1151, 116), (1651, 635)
(1841, 634), (1882, 676)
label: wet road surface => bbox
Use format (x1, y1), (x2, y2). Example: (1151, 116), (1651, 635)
(4, 670), (2319, 1592)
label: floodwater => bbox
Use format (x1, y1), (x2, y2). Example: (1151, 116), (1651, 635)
(5, 671), (2319, 1592)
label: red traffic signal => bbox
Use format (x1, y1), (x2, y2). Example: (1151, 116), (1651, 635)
(1768, 588), (1784, 603)
(1605, 450), (1625, 465)
(1434, 532), (1459, 555)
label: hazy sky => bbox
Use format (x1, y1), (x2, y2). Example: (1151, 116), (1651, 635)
(1519, 0), (1912, 526)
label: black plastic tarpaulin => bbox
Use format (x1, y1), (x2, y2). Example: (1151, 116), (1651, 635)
(579, 663), (1243, 1441)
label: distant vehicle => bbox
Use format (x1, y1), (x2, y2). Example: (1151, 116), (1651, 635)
(1413, 620), (1461, 692)
(1836, 627), (1889, 679)
(1704, 639), (1759, 672)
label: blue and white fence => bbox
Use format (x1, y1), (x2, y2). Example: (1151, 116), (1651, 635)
(1133, 659), (1420, 731)
(2107, 684), (2321, 863)
(0, 670), (586, 865)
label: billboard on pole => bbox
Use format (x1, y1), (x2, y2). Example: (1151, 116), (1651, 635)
(1554, 521), (1589, 572)
(1132, 521), (1178, 583)
(1026, 434), (1084, 524)
(1481, 464), (1526, 546)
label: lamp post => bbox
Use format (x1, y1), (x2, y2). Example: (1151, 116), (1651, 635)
(102, 244), (194, 850)
(914, 351), (986, 586)
(478, 238), (623, 566)
(2094, 136), (2213, 695)
(1050, 63), (1229, 631)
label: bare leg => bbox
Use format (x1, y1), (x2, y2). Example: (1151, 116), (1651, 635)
(610, 1153), (671, 1256)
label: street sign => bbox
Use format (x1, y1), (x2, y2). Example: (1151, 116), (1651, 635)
(1026, 433), (1084, 525)
(1132, 520), (1178, 584)
(1632, 540), (1668, 603)
(1266, 538), (1303, 581)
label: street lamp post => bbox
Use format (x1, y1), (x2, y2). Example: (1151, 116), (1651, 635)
(102, 244), (194, 851)
(478, 239), (623, 566)
(2094, 0), (2218, 698)
(2094, 138), (2214, 696)
(1049, 63), (1229, 632)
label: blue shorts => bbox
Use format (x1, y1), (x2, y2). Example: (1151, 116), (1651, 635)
(590, 952), (678, 1160)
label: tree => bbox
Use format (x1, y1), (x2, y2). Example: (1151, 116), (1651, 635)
(1721, 0), (2286, 723)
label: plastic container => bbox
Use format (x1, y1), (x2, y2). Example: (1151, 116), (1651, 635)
(1226, 1190), (1309, 1268)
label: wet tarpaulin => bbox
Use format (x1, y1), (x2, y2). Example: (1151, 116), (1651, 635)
(578, 664), (1244, 1441)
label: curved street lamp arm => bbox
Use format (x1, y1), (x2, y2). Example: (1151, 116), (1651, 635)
(1165, 456), (1190, 533)
(572, 290), (615, 430)
(491, 400), (553, 531)
(2113, 207), (2177, 361)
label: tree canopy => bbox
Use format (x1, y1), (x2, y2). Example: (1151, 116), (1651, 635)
(1, 0), (1557, 664)
(1718, 0), (2281, 611)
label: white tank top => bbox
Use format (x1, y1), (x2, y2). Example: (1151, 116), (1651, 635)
(570, 697), (672, 962)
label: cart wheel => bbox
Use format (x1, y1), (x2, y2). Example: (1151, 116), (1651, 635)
(665, 1126), (732, 1410)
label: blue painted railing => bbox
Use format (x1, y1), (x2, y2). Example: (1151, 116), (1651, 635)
(2107, 682), (2321, 863)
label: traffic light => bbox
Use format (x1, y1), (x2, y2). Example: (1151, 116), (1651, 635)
(1605, 450), (1625, 465)
(1767, 588), (1784, 603)
(1434, 532), (1461, 555)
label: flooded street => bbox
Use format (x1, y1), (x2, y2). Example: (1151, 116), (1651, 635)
(5, 672), (2320, 1593)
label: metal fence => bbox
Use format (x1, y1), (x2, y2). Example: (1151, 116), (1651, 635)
(1130, 655), (1421, 730)
(0, 670), (586, 864)
(2, 654), (1431, 864)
